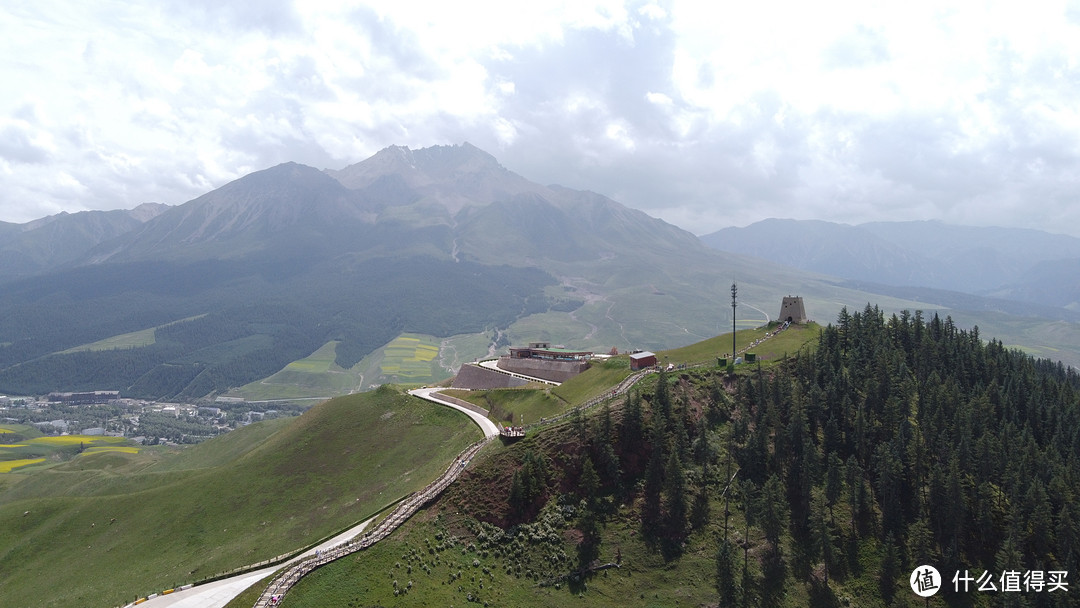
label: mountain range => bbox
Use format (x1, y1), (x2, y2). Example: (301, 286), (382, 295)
(700, 218), (1080, 310)
(2, 143), (1079, 400)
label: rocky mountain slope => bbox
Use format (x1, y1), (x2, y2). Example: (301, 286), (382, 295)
(3, 144), (1080, 399)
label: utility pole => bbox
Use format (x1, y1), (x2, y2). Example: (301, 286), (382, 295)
(731, 282), (737, 360)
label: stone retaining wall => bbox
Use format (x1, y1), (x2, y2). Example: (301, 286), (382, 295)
(496, 357), (588, 383)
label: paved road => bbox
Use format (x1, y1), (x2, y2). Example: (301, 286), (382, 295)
(252, 438), (493, 607)
(408, 387), (500, 437)
(137, 518), (374, 608)
(137, 388), (494, 608)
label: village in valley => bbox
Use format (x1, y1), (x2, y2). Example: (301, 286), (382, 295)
(0, 391), (306, 446)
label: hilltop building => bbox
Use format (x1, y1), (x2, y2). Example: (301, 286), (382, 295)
(497, 342), (592, 383)
(47, 391), (120, 405)
(629, 351), (657, 370)
(778, 296), (808, 324)
(507, 342), (592, 362)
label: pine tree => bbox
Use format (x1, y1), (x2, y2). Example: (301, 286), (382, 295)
(642, 419), (666, 539)
(825, 452), (842, 526)
(579, 455), (600, 513)
(716, 539), (738, 607)
(620, 390), (643, 456)
(508, 469), (526, 517)
(878, 533), (900, 603)
(811, 489), (835, 585)
(664, 450), (688, 544)
(758, 474), (788, 548)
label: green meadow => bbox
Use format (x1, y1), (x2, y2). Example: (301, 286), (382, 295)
(233, 340), (363, 400)
(0, 387), (481, 608)
(231, 332), (472, 401)
(659, 321), (821, 367)
(57, 314), (207, 354)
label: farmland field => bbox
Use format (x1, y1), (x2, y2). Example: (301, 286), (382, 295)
(231, 340), (363, 399)
(83, 446), (140, 455)
(231, 331), (494, 401)
(378, 334), (442, 381)
(1, 435), (140, 476)
(57, 314), (207, 354)
(26, 435), (127, 446)
(0, 458), (45, 473)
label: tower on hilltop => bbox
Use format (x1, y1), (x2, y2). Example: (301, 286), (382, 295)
(779, 296), (807, 324)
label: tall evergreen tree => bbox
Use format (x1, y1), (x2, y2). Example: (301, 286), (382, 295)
(642, 416), (666, 538)
(664, 450), (688, 544)
(716, 539), (738, 607)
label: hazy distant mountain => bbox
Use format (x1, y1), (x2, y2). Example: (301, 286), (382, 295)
(0, 203), (169, 280)
(701, 218), (1080, 302)
(84, 143), (700, 269)
(859, 220), (1080, 293)
(986, 257), (1080, 311)
(699, 219), (936, 286)
(5, 145), (1080, 400)
(0, 144), (731, 399)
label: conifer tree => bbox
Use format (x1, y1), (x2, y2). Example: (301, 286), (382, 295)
(716, 540), (738, 607)
(642, 417), (666, 538)
(664, 450), (688, 544)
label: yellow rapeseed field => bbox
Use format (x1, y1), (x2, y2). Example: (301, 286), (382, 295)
(0, 458), (45, 473)
(28, 435), (126, 446)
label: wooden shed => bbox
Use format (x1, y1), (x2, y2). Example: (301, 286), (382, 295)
(629, 351), (657, 370)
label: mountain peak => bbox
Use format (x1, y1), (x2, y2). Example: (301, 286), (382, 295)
(128, 202), (171, 223)
(327, 143), (509, 191)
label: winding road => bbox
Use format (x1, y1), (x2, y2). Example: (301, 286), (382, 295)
(408, 388), (500, 437)
(132, 389), (497, 608)
(131, 328), (786, 608)
(136, 518), (375, 608)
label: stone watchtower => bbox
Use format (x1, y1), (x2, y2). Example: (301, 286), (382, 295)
(778, 296), (807, 324)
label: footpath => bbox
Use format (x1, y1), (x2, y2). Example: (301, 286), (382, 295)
(251, 437), (493, 607)
(134, 519), (374, 608)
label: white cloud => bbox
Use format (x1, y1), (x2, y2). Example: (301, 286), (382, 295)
(0, 1), (1079, 238)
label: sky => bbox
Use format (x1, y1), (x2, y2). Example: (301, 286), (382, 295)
(2, 1), (1080, 236)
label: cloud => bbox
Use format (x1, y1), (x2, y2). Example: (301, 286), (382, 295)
(821, 25), (890, 69)
(1, 1), (1080, 238)
(0, 119), (54, 165)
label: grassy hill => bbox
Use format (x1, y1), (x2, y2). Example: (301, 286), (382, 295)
(242, 366), (795, 607)
(0, 386), (481, 608)
(247, 311), (1080, 608)
(439, 323), (818, 428)
(231, 332), (493, 401)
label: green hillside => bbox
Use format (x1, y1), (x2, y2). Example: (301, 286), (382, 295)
(0, 386), (481, 608)
(271, 310), (1080, 608)
(231, 340), (364, 400)
(232, 332), (490, 401)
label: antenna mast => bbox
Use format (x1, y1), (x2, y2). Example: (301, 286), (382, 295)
(731, 282), (737, 360)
